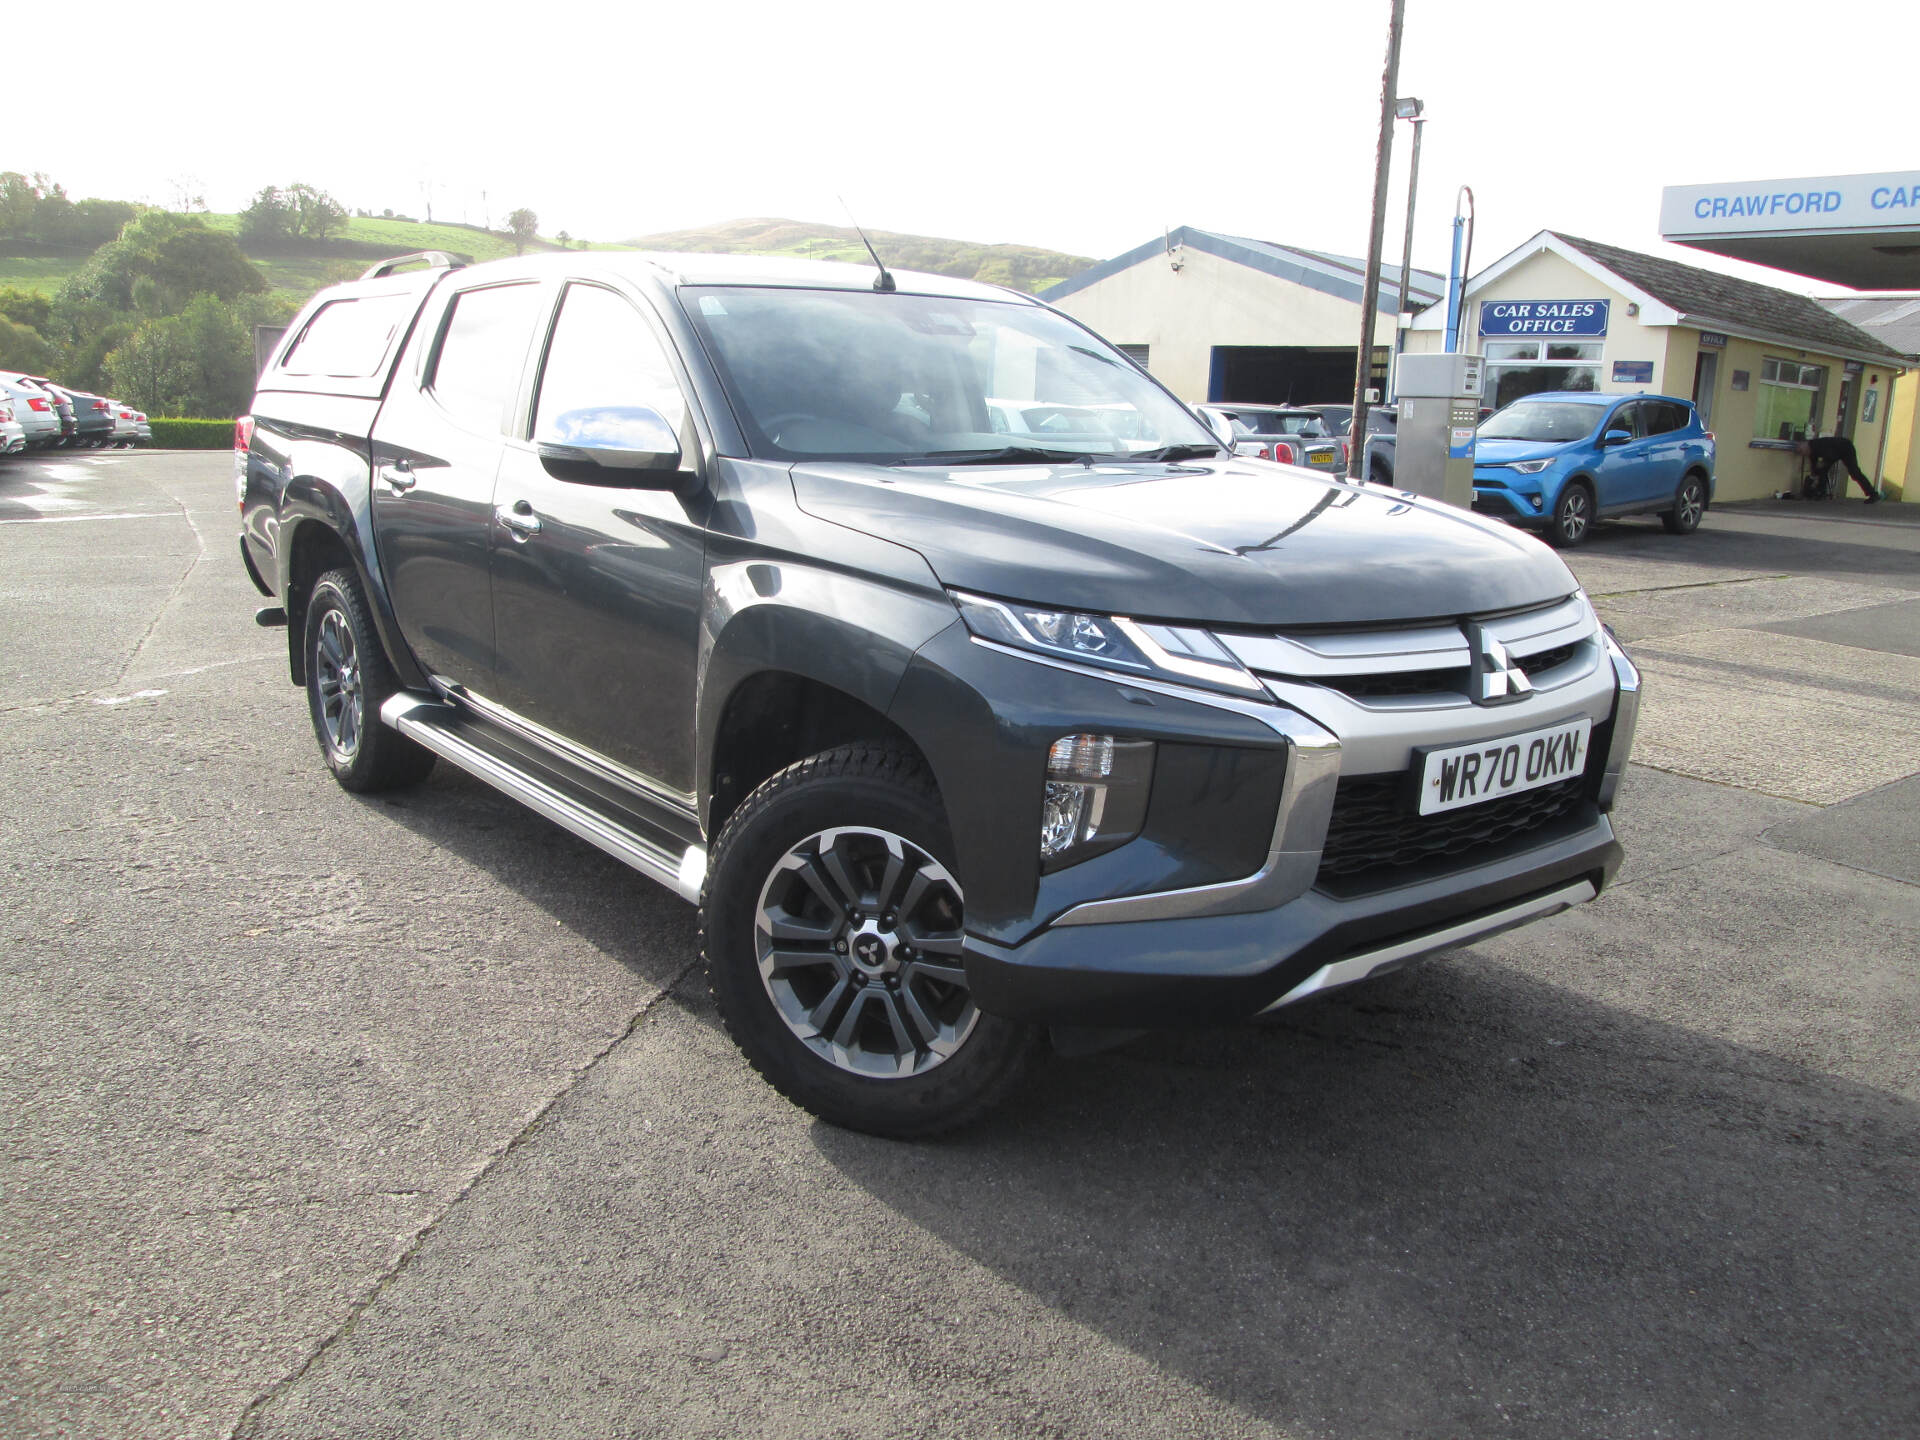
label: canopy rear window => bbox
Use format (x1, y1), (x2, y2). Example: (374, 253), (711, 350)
(279, 294), (417, 379)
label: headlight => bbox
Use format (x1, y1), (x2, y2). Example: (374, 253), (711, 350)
(952, 592), (1262, 695)
(1509, 459), (1552, 474)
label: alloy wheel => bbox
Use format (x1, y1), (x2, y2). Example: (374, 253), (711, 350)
(1559, 488), (1591, 543)
(313, 609), (364, 762)
(1677, 478), (1706, 529)
(753, 826), (977, 1078)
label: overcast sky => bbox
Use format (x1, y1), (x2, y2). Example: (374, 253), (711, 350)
(13, 0), (1915, 294)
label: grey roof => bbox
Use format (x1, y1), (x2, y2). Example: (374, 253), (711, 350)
(1817, 294), (1920, 360)
(418, 250), (1034, 302)
(1040, 226), (1445, 311)
(1552, 233), (1905, 363)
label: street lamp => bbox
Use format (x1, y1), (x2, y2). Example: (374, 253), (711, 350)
(1392, 97), (1426, 382)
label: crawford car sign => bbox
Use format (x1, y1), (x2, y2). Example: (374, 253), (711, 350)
(1479, 300), (1609, 338)
(1661, 170), (1920, 236)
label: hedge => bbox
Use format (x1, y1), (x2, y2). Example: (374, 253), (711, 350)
(147, 418), (236, 449)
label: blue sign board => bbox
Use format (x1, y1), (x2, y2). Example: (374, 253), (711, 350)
(1480, 299), (1609, 338)
(1611, 360), (1654, 383)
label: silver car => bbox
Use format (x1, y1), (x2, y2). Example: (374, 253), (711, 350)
(1, 400), (27, 455)
(0, 372), (65, 449)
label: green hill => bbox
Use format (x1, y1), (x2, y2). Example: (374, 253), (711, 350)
(621, 217), (1093, 294)
(0, 212), (591, 302)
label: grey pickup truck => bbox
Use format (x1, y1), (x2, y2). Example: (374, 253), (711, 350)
(238, 249), (1639, 1136)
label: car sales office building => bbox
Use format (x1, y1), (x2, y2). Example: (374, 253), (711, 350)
(1405, 230), (1907, 503)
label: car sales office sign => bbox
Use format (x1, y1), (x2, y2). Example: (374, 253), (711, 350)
(1479, 300), (1609, 338)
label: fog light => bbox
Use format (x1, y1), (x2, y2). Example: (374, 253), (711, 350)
(1041, 782), (1093, 858)
(1037, 734), (1154, 868)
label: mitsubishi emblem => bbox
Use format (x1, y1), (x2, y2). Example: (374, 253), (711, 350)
(1467, 623), (1533, 705)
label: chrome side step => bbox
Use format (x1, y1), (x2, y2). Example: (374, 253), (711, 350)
(381, 694), (707, 903)
(1261, 878), (1597, 1012)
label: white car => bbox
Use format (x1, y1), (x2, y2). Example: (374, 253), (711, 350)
(1, 401), (27, 455)
(109, 402), (141, 446)
(0, 372), (64, 449)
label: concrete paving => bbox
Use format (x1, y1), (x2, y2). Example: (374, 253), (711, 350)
(2, 455), (1915, 1440)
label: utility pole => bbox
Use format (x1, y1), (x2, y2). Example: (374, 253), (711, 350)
(1392, 99), (1426, 386)
(1350, 0), (1407, 475)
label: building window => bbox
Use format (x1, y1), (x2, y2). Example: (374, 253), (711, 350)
(1116, 344), (1150, 370)
(1754, 358), (1825, 442)
(1484, 340), (1604, 409)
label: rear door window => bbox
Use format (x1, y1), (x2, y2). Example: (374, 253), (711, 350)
(428, 282), (545, 434)
(1648, 401), (1690, 434)
(280, 294), (417, 378)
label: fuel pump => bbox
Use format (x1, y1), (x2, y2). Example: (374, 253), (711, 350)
(1392, 352), (1484, 508)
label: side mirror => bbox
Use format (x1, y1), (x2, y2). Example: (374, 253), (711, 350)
(536, 405), (686, 486)
(1200, 409), (1237, 449)
(1600, 429), (1632, 447)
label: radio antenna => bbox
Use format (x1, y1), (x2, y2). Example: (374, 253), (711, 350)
(838, 196), (896, 292)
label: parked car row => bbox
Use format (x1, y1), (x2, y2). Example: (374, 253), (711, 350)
(0, 370), (149, 455)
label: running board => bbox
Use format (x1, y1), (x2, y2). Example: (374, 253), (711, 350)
(1261, 878), (1597, 1012)
(381, 694), (706, 903)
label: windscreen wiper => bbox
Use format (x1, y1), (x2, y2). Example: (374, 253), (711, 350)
(893, 446), (1104, 467)
(1127, 443), (1224, 462)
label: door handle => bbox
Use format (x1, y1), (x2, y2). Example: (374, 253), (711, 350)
(497, 499), (541, 539)
(378, 461), (417, 494)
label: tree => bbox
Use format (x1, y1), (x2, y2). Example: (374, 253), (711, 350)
(506, 208), (538, 255)
(0, 315), (53, 373)
(239, 186), (294, 245)
(556, 230), (572, 249)
(152, 228), (267, 304)
(0, 172), (42, 234)
(105, 292), (293, 418)
(286, 183), (347, 241)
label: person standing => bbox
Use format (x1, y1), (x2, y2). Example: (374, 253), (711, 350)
(1795, 435), (1881, 503)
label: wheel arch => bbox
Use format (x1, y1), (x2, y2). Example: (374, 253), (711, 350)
(278, 509), (423, 691)
(706, 670), (937, 841)
(697, 562), (959, 837)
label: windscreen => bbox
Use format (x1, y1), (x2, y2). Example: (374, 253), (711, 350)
(684, 287), (1216, 463)
(1478, 401), (1601, 443)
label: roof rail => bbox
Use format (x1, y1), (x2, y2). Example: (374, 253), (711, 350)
(359, 251), (470, 281)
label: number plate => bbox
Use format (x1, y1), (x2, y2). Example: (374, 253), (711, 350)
(1307, 451), (1335, 466)
(1416, 717), (1591, 816)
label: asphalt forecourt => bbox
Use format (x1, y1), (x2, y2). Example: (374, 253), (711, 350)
(2, 450), (1914, 1439)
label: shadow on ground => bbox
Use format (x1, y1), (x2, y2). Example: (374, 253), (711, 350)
(813, 958), (1919, 1438)
(1576, 510), (1920, 588)
(353, 762), (700, 987)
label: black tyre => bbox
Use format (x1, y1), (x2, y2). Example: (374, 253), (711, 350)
(303, 567), (436, 793)
(1662, 472), (1709, 534)
(703, 743), (1042, 1138)
(1547, 480), (1594, 547)
(1371, 459), (1392, 487)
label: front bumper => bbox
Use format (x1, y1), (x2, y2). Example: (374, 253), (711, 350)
(894, 615), (1639, 1029)
(1472, 471), (1549, 524)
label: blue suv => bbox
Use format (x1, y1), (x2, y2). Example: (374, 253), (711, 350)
(1472, 391), (1715, 547)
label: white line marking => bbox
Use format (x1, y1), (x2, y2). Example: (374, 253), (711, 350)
(0, 511), (175, 525)
(94, 688), (168, 706)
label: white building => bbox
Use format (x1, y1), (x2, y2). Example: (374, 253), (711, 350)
(1040, 226), (1442, 407)
(1405, 231), (1906, 503)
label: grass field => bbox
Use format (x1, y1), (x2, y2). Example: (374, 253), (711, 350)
(0, 255), (85, 295)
